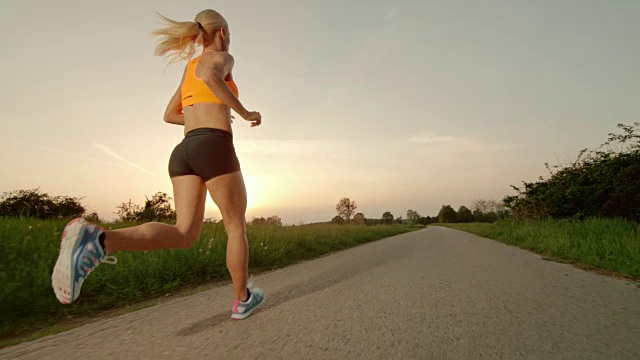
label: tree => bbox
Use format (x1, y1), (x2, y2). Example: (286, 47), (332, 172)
(252, 215), (283, 226)
(0, 188), (85, 219)
(381, 211), (394, 224)
(139, 192), (176, 222)
(266, 215), (283, 226)
(85, 212), (101, 223)
(352, 213), (366, 225)
(438, 205), (457, 223)
(471, 198), (505, 223)
(406, 210), (421, 224)
(471, 199), (490, 214)
(456, 206), (474, 223)
(418, 216), (436, 225)
(335, 197), (357, 223)
(52, 195), (87, 219)
(331, 215), (344, 225)
(116, 199), (142, 222)
(116, 192), (176, 222)
(251, 217), (268, 225)
(471, 199), (505, 214)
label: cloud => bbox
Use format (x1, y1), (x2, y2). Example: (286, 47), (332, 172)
(409, 133), (457, 144)
(385, 8), (402, 23)
(42, 147), (131, 170)
(93, 143), (155, 175)
(235, 139), (347, 157)
(408, 132), (516, 153)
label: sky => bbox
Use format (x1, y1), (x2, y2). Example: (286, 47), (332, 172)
(1, 0), (639, 224)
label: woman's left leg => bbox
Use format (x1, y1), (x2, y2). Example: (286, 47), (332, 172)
(53, 175), (207, 304)
(104, 175), (207, 252)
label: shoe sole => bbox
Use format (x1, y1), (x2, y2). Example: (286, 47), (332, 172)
(231, 294), (265, 320)
(52, 218), (85, 304)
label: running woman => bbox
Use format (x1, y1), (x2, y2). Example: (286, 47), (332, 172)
(52, 9), (265, 320)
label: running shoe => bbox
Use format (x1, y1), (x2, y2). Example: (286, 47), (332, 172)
(231, 280), (265, 320)
(52, 218), (117, 304)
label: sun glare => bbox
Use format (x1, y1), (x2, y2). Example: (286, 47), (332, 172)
(204, 173), (273, 214)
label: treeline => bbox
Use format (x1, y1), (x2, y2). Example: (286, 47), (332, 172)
(0, 189), (86, 220)
(0, 188), (284, 226)
(329, 197), (507, 226)
(0, 190), (178, 223)
(435, 200), (510, 223)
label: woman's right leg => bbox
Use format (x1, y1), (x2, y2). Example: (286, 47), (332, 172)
(206, 171), (250, 302)
(104, 175), (207, 253)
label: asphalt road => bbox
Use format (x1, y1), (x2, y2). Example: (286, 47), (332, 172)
(1, 227), (638, 359)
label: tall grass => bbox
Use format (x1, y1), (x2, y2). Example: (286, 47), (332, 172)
(0, 218), (415, 342)
(435, 218), (640, 279)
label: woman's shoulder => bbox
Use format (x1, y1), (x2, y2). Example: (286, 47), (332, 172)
(200, 50), (233, 59)
(203, 51), (235, 70)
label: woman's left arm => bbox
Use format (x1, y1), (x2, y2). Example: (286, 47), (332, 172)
(163, 67), (187, 125)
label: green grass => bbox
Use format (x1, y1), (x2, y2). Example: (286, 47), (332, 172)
(0, 218), (416, 344)
(434, 218), (640, 279)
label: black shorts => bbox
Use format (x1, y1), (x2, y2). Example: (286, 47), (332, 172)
(168, 128), (241, 181)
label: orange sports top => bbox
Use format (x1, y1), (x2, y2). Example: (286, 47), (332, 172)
(181, 52), (239, 108)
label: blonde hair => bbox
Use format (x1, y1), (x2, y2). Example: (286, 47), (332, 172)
(151, 9), (229, 64)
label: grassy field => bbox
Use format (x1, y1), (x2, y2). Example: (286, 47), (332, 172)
(434, 218), (640, 279)
(0, 218), (417, 344)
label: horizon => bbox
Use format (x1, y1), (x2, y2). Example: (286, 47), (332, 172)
(2, 0), (638, 225)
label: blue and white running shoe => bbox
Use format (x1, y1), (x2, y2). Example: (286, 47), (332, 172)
(52, 218), (117, 304)
(231, 280), (265, 320)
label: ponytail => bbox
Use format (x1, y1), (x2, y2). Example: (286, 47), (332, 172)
(151, 9), (228, 64)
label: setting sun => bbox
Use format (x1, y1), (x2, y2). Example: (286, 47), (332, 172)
(204, 172), (272, 215)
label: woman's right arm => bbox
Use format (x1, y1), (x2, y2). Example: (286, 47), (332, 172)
(199, 53), (261, 127)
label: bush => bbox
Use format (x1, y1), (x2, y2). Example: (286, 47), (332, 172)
(0, 189), (85, 219)
(504, 123), (640, 222)
(331, 215), (344, 225)
(251, 215), (283, 226)
(116, 192), (176, 223)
